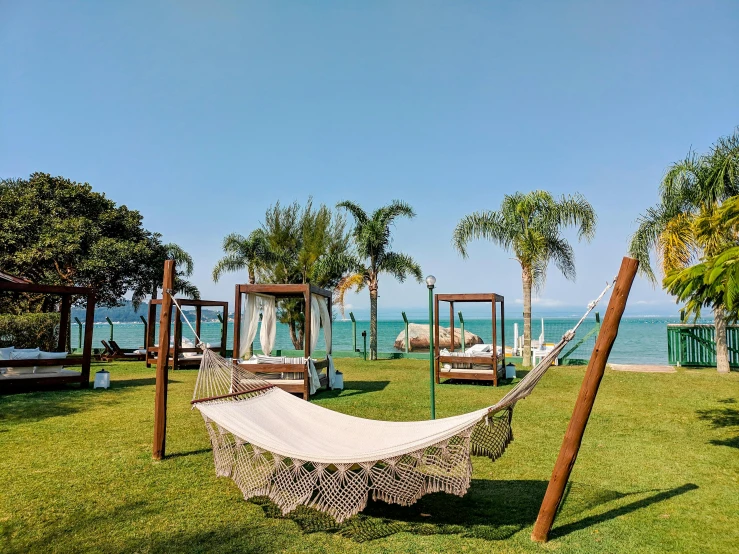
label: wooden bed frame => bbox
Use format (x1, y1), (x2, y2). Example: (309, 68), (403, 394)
(232, 283), (332, 400)
(0, 280), (95, 393)
(145, 298), (228, 370)
(434, 292), (506, 386)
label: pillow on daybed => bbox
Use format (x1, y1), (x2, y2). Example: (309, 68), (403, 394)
(283, 356), (307, 380)
(0, 346), (14, 360)
(39, 351), (67, 359)
(256, 355), (285, 364)
(11, 350), (40, 360)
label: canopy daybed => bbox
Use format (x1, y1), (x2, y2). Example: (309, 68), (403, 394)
(0, 279), (95, 393)
(146, 298), (228, 370)
(434, 293), (506, 386)
(232, 283), (336, 400)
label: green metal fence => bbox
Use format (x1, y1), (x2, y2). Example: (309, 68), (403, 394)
(666, 324), (739, 367)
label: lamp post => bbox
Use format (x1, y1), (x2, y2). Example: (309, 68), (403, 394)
(426, 275), (436, 420)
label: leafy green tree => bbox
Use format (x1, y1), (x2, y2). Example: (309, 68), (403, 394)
(453, 191), (596, 367)
(629, 129), (739, 372)
(258, 199), (352, 349)
(663, 196), (739, 373)
(335, 200), (422, 361)
(212, 229), (275, 285)
(0, 173), (198, 315)
(0, 173), (150, 309)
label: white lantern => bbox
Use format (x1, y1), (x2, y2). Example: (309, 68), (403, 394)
(94, 369), (110, 389)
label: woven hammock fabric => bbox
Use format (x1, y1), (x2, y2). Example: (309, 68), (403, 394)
(191, 337), (565, 522)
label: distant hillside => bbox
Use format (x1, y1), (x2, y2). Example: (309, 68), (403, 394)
(72, 300), (225, 323)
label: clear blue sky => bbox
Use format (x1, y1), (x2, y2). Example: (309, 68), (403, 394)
(2, 1), (738, 317)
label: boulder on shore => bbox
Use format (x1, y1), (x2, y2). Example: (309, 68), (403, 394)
(394, 323), (483, 351)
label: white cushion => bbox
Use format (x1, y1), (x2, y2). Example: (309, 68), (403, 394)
(39, 351), (68, 359)
(34, 365), (64, 374)
(468, 344), (491, 353)
(0, 346), (14, 360)
(11, 350), (40, 360)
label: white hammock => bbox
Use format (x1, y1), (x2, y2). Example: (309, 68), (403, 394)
(176, 283), (613, 523)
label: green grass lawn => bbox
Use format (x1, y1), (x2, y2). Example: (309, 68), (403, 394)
(1, 359), (738, 553)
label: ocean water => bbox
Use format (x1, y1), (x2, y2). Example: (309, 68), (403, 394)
(79, 316), (683, 365)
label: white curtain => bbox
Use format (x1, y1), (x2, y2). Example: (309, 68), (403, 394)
(317, 297), (331, 354)
(260, 295), (277, 356)
(310, 295), (321, 355)
(238, 294), (259, 359)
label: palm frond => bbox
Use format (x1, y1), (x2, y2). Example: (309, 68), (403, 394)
(337, 201), (369, 227)
(174, 278), (200, 300)
(451, 211), (509, 258)
(334, 273), (366, 317)
(379, 252), (423, 283)
(212, 253), (249, 282)
(165, 243), (194, 276)
(374, 200), (416, 230)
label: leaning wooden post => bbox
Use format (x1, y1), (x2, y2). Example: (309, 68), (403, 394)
(531, 256), (638, 543)
(153, 260), (175, 461)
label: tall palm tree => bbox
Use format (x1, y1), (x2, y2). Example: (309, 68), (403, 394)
(453, 191), (596, 367)
(336, 200), (423, 360)
(629, 129), (739, 373)
(212, 229), (275, 284)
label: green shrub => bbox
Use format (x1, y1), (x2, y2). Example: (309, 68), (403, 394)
(0, 312), (61, 350)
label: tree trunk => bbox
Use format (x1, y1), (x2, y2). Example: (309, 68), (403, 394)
(288, 319), (303, 350)
(714, 306), (731, 374)
(522, 266), (533, 368)
(369, 282), (378, 360)
(248, 270), (256, 284)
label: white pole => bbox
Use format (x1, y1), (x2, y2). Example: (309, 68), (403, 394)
(539, 318), (545, 348)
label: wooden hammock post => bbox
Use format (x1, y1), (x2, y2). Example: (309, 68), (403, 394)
(531, 256), (638, 543)
(153, 260), (175, 461)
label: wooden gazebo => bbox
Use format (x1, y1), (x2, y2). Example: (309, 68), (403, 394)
(435, 292), (506, 386)
(146, 298), (228, 370)
(0, 279), (95, 393)
(233, 283), (332, 400)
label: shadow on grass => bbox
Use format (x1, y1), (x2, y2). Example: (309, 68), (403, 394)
(550, 483), (699, 539)
(1, 499), (294, 554)
(0, 377), (180, 426)
(250, 479), (547, 542)
(314, 380), (390, 399)
(250, 478), (700, 543)
(166, 447), (213, 460)
(696, 400), (739, 449)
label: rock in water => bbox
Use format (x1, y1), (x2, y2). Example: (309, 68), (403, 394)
(394, 323), (483, 351)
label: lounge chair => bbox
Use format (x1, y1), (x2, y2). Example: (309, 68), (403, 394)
(101, 340), (145, 361)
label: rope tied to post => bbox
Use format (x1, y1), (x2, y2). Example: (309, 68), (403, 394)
(166, 289), (207, 351)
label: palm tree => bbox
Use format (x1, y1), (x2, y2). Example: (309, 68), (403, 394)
(132, 236), (199, 309)
(629, 129), (739, 373)
(453, 191), (596, 367)
(336, 200), (423, 360)
(212, 229), (275, 285)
